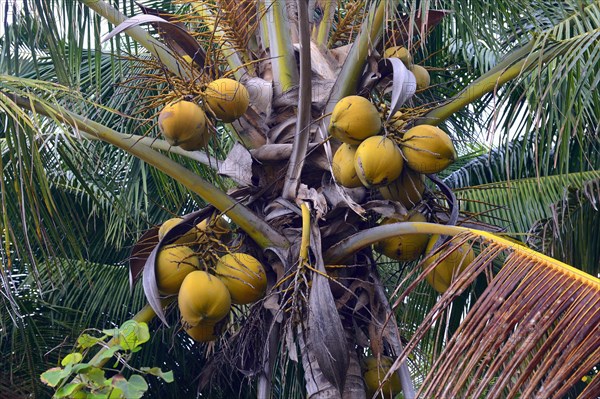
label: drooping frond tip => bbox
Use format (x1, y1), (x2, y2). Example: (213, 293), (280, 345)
(387, 230), (600, 399)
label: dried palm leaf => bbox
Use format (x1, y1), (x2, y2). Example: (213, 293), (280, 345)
(387, 231), (600, 399)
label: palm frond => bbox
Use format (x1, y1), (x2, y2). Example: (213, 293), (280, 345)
(528, 178), (600, 277)
(388, 231), (600, 399)
(455, 171), (600, 234)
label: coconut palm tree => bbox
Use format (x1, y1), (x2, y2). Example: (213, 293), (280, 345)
(1, 0), (599, 398)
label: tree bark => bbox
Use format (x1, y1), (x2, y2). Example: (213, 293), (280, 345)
(301, 327), (366, 399)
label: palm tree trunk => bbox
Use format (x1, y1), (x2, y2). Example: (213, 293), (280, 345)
(301, 327), (366, 399)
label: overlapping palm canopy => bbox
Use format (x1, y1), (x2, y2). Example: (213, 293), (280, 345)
(1, 0), (599, 398)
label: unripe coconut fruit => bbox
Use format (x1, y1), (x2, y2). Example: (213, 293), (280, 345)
(204, 78), (250, 122)
(158, 101), (208, 149)
(401, 125), (457, 174)
(375, 212), (430, 262)
(196, 215), (231, 242)
(422, 236), (476, 294)
(354, 136), (404, 188)
(215, 253), (267, 305)
(332, 144), (362, 188)
(379, 167), (425, 209)
(179, 131), (209, 151)
(186, 322), (218, 342)
(363, 356), (402, 398)
(410, 64), (430, 90)
(384, 46), (411, 66)
(158, 217), (197, 245)
(389, 110), (408, 131)
(155, 245), (199, 295)
(179, 271), (231, 325)
(328, 96), (382, 145)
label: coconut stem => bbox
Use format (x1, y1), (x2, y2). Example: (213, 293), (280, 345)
(8, 93), (289, 250)
(300, 202), (311, 262)
(419, 41), (562, 126)
(88, 299), (174, 369)
(324, 222), (600, 286)
(265, 0), (299, 95)
(322, 0), (387, 125)
(315, 0), (337, 47)
(282, 0), (313, 200)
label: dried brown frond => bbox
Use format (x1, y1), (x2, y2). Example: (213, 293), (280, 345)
(385, 232), (600, 399)
(328, 0), (366, 48)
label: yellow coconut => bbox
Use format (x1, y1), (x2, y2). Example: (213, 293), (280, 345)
(375, 213), (430, 262)
(389, 110), (408, 132)
(178, 271), (231, 325)
(328, 96), (382, 145)
(422, 236), (476, 294)
(158, 217), (197, 245)
(379, 167), (425, 209)
(196, 214), (231, 241)
(332, 144), (362, 188)
(363, 356), (402, 398)
(185, 322), (218, 342)
(401, 125), (457, 174)
(155, 245), (199, 295)
(158, 100), (208, 148)
(410, 64), (430, 90)
(178, 130), (210, 151)
(384, 46), (411, 66)
(215, 253), (267, 305)
(204, 78), (250, 122)
(354, 136), (404, 188)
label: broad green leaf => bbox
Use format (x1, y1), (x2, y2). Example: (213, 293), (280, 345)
(55, 382), (85, 398)
(61, 352), (83, 366)
(40, 367), (66, 388)
(110, 374), (148, 399)
(71, 363), (92, 374)
(141, 367), (174, 383)
(78, 334), (104, 349)
(95, 346), (121, 362)
(85, 367), (107, 386)
(101, 328), (119, 337)
(41, 363), (74, 387)
(117, 320), (150, 351)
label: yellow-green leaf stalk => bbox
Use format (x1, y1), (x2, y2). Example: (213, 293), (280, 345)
(264, 0), (299, 95)
(321, 0), (386, 129)
(325, 221), (600, 287)
(7, 92), (288, 251)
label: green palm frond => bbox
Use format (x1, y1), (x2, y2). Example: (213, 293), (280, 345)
(455, 171), (600, 235)
(409, 2), (600, 179)
(528, 178), (600, 276)
(443, 140), (560, 189)
(0, 258), (146, 396)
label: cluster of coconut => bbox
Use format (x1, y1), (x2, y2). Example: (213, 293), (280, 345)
(384, 46), (430, 90)
(154, 215), (267, 342)
(329, 91), (472, 292)
(157, 78), (250, 151)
